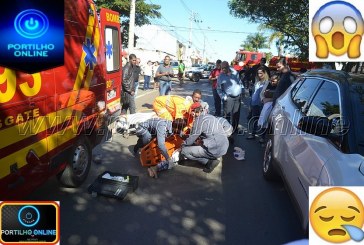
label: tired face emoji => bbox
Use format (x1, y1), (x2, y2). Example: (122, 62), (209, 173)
(310, 187), (364, 243)
(312, 1), (364, 58)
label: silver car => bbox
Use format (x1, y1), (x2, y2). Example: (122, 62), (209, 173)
(263, 70), (364, 233)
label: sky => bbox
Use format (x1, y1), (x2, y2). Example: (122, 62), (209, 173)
(148, 0), (276, 62)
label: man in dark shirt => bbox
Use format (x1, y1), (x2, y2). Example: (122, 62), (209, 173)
(121, 54), (138, 114)
(272, 57), (296, 104)
(134, 58), (141, 96)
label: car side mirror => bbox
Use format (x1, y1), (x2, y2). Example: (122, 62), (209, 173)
(298, 116), (332, 136)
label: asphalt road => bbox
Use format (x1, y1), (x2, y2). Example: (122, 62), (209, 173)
(27, 78), (305, 245)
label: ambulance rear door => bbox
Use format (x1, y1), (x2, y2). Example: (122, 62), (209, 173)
(99, 8), (122, 116)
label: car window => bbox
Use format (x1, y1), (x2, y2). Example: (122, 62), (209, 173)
(235, 53), (246, 61)
(291, 78), (321, 113)
(170, 61), (179, 67)
(306, 81), (340, 118)
(350, 83), (364, 156)
(291, 78), (304, 98)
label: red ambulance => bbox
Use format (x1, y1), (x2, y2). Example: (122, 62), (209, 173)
(0, 0), (122, 199)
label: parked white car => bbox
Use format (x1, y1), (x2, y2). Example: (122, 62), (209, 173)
(263, 70), (364, 233)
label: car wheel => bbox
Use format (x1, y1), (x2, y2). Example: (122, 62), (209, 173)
(57, 136), (92, 187)
(262, 136), (278, 180)
(192, 73), (200, 82)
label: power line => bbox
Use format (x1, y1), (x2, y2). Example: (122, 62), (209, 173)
(179, 0), (192, 13)
(148, 0), (242, 60)
(152, 24), (255, 34)
(178, 0), (216, 60)
(148, 0), (202, 51)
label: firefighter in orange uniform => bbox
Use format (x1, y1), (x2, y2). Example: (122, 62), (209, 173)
(153, 95), (193, 123)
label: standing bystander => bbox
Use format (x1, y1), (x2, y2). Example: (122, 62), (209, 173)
(156, 56), (174, 95)
(121, 54), (138, 114)
(246, 67), (268, 140)
(272, 57), (296, 104)
(178, 60), (186, 85)
(142, 61), (153, 90)
(217, 61), (243, 134)
(244, 58), (270, 96)
(209, 59), (222, 116)
(257, 74), (279, 142)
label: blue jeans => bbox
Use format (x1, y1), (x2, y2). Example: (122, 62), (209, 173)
(143, 75), (151, 90)
(212, 88), (221, 116)
(159, 80), (171, 96)
(248, 105), (263, 135)
(134, 81), (139, 96)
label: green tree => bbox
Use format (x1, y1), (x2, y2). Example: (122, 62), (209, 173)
(96, 0), (162, 48)
(268, 31), (284, 56)
(240, 42), (255, 51)
(241, 33), (268, 51)
(265, 52), (273, 64)
(228, 0), (308, 59)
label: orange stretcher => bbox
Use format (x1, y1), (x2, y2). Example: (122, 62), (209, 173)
(140, 135), (184, 167)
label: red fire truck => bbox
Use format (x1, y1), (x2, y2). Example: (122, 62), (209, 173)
(268, 56), (319, 73)
(233, 49), (265, 73)
(0, 0), (122, 199)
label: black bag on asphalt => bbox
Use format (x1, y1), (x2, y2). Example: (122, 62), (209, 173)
(88, 171), (139, 200)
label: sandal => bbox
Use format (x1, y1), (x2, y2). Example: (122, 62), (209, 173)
(147, 166), (158, 178)
(147, 168), (155, 178)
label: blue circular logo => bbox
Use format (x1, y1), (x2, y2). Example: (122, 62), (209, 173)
(18, 205), (40, 227)
(14, 9), (49, 39)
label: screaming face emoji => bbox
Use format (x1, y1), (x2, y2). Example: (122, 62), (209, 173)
(312, 1), (364, 58)
(310, 187), (364, 243)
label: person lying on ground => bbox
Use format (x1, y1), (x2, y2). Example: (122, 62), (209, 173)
(134, 118), (186, 178)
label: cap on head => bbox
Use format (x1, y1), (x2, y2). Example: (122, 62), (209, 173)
(190, 102), (201, 111)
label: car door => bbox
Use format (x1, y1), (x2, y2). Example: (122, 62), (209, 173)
(304, 81), (342, 186)
(274, 77), (322, 214)
(286, 80), (341, 220)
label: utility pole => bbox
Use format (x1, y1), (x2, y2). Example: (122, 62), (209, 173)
(128, 0), (136, 54)
(187, 12), (193, 65)
(188, 11), (201, 64)
(203, 36), (205, 63)
(188, 15), (192, 48)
